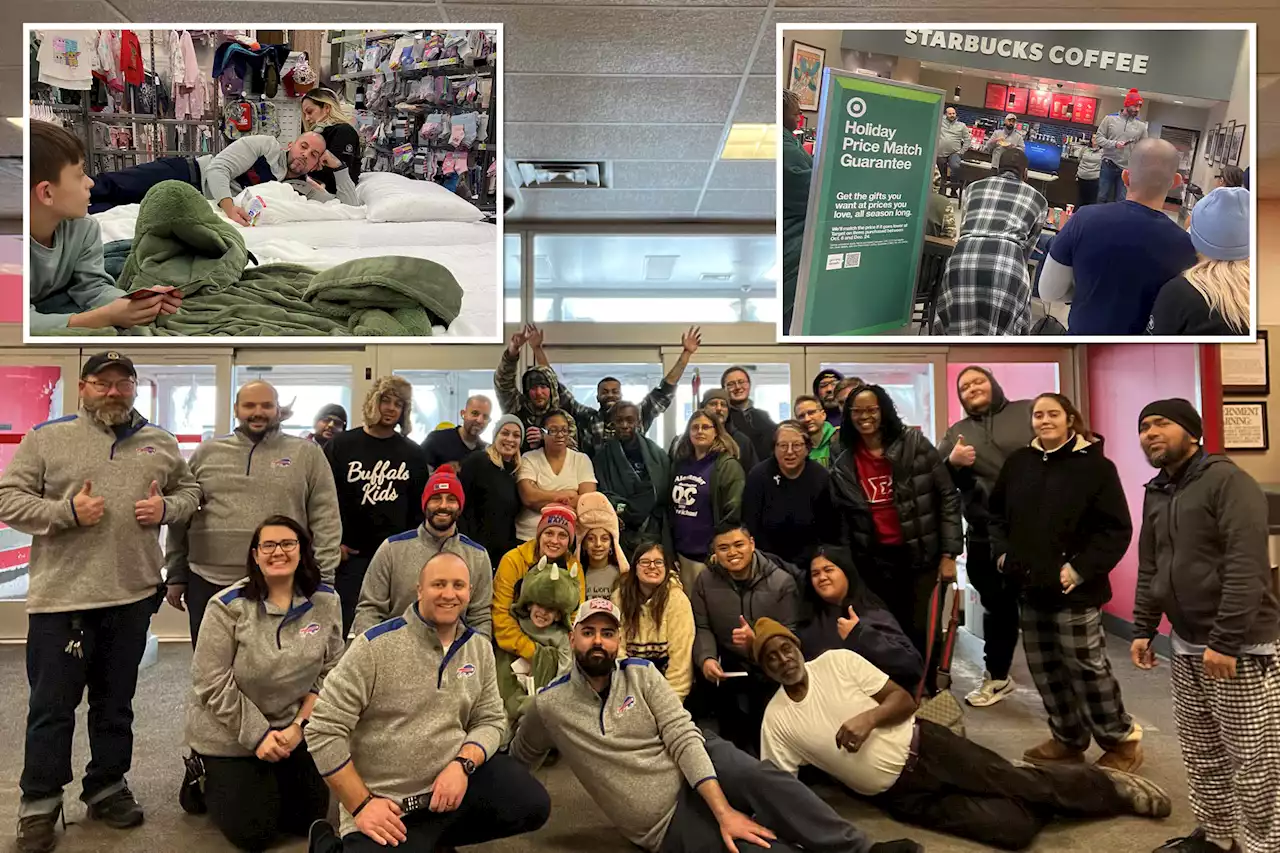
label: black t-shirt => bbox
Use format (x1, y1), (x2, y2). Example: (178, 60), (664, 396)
(325, 428), (429, 555)
(621, 436), (650, 482)
(421, 427), (486, 471)
(315, 123), (363, 195)
(1146, 275), (1238, 336)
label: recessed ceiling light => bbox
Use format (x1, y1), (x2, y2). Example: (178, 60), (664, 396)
(1174, 100), (1183, 104)
(721, 124), (778, 160)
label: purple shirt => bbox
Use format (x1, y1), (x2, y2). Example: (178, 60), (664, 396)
(672, 453), (717, 558)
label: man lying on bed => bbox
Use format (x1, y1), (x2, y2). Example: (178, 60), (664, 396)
(86, 131), (358, 224)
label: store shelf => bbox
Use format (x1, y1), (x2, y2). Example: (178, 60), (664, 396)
(331, 31), (416, 45)
(333, 56), (494, 82)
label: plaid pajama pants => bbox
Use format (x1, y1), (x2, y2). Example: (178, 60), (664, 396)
(1021, 606), (1134, 751)
(1171, 653), (1280, 853)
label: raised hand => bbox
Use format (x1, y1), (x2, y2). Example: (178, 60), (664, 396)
(731, 615), (754, 651)
(682, 326), (702, 354)
(73, 481), (105, 526)
(135, 480), (166, 526)
(949, 435), (976, 467)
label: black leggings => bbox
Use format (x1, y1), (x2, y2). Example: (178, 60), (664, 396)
(202, 743), (330, 852)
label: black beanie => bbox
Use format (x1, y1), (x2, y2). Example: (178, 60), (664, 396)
(1138, 398), (1202, 440)
(523, 369), (551, 393)
(813, 369), (843, 396)
(316, 403), (347, 424)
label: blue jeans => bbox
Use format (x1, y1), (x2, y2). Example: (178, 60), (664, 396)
(938, 152), (962, 183)
(1098, 158), (1127, 203)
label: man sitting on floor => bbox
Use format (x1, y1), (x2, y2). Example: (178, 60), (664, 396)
(754, 618), (1174, 852)
(510, 597), (922, 853)
(86, 131), (357, 222)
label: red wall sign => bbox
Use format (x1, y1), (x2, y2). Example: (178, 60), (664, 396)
(1005, 87), (1029, 113)
(1071, 96), (1098, 125)
(1027, 89), (1052, 117)
(984, 82), (1008, 110)
(1049, 93), (1075, 122)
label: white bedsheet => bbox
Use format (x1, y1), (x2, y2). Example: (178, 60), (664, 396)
(93, 203), (499, 338)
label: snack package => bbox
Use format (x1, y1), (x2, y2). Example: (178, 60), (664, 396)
(245, 195), (267, 226)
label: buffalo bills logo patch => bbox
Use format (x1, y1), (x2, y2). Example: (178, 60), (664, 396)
(136, 446), (157, 455)
(299, 622), (321, 636)
(272, 458), (292, 468)
(617, 696), (636, 715)
(457, 663), (476, 678)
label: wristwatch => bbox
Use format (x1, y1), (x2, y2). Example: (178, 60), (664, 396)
(452, 756), (477, 776)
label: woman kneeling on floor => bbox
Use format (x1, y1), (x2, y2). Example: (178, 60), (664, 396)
(184, 515), (345, 851)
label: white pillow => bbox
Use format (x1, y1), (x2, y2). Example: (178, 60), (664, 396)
(356, 172), (485, 223)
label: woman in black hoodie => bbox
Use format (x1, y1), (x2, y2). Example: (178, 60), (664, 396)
(990, 393), (1142, 773)
(828, 384), (963, 692)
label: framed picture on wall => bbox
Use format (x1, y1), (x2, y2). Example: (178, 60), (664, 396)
(789, 42), (826, 112)
(1217, 125), (1231, 166)
(1205, 124), (1220, 163)
(1222, 402), (1269, 451)
(1228, 122), (1246, 165)
(1221, 330), (1270, 394)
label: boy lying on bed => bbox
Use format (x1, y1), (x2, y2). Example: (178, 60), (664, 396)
(84, 129), (358, 224)
(29, 121), (182, 334)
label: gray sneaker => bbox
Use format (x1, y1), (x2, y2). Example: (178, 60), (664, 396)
(965, 672), (1016, 707)
(1101, 768), (1172, 818)
(16, 805), (62, 853)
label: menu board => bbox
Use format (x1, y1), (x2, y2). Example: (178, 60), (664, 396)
(1005, 87), (1029, 113)
(1071, 96), (1098, 125)
(1049, 93), (1075, 121)
(1027, 89), (1052, 117)
(984, 82), (1008, 110)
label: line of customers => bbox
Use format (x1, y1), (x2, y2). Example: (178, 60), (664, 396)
(1, 350), (1275, 853)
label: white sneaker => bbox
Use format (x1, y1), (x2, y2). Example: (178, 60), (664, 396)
(965, 672), (1015, 707)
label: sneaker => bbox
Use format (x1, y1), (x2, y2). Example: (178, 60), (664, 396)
(1023, 738), (1087, 764)
(85, 787), (144, 829)
(1099, 768), (1172, 818)
(308, 819), (338, 853)
(965, 672), (1016, 707)
(870, 842), (924, 853)
(16, 806), (62, 853)
(1154, 828), (1242, 852)
(1096, 739), (1145, 774)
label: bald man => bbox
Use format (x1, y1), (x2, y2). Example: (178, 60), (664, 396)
(1039, 138), (1196, 335)
(165, 380), (342, 645)
(88, 131), (357, 221)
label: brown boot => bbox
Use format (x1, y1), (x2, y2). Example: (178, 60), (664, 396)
(1096, 739), (1144, 773)
(1022, 738), (1086, 764)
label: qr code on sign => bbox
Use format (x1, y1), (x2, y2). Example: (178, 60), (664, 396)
(843, 252), (861, 268)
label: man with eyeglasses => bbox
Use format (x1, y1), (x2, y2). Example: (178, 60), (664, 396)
(165, 380), (342, 646)
(0, 351), (202, 851)
(720, 366), (777, 464)
(793, 395), (838, 469)
(308, 404), (348, 448)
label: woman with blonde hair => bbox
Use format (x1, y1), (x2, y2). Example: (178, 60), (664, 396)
(666, 410), (745, 589)
(459, 414), (523, 567)
(1149, 187), (1250, 335)
(300, 87), (361, 193)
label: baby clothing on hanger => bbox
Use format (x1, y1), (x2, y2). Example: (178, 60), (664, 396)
(37, 31), (95, 90)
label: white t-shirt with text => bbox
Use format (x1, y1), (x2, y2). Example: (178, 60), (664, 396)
(514, 449), (597, 541)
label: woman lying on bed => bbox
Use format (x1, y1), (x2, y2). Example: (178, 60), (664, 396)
(302, 88), (362, 196)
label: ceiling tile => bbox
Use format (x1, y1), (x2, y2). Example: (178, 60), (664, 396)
(516, 189), (700, 218)
(504, 74), (741, 124)
(4, 1), (125, 27)
(505, 122), (724, 161)
(699, 189), (776, 217)
(733, 75), (778, 124)
(449, 5), (765, 74)
(708, 160), (776, 190)
(610, 160), (710, 190)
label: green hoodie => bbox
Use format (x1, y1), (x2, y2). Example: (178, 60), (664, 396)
(808, 421), (838, 469)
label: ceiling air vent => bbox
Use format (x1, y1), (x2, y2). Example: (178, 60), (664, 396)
(644, 255), (679, 282)
(700, 273), (733, 282)
(516, 161), (605, 189)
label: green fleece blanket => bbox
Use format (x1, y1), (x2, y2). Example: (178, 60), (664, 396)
(45, 180), (464, 337)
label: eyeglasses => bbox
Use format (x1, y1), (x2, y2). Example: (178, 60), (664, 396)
(777, 442), (808, 453)
(689, 424), (716, 433)
(544, 427), (570, 437)
(636, 559), (666, 570)
(256, 539), (299, 554)
(319, 417), (346, 428)
(724, 380), (749, 390)
(85, 379), (137, 393)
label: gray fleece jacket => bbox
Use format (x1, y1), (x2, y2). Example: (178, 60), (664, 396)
(352, 525), (493, 638)
(166, 429), (341, 587)
(307, 604), (506, 838)
(186, 578), (344, 757)
(510, 657), (718, 852)
(0, 409), (201, 613)
(196, 134), (358, 206)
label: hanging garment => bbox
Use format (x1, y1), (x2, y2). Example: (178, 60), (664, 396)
(120, 30), (144, 86)
(95, 30), (124, 92)
(37, 31), (95, 90)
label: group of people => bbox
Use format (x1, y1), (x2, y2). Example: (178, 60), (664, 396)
(1, 346), (1275, 853)
(29, 88), (362, 333)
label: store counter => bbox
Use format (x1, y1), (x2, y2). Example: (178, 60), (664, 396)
(955, 154), (1085, 210)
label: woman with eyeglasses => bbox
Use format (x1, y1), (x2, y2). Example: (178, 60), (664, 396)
(514, 410), (597, 542)
(743, 420), (834, 568)
(300, 88), (361, 195)
(828, 385), (963, 694)
(666, 411), (746, 591)
(1214, 165), (1245, 189)
(612, 540), (696, 700)
(184, 515), (344, 852)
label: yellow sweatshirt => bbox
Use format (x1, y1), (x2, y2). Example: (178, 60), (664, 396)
(493, 539), (583, 662)
(612, 578), (695, 700)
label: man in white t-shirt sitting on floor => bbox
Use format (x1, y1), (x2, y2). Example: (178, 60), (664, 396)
(752, 618), (1173, 852)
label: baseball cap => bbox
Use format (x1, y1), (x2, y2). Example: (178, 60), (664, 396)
(573, 597), (621, 628)
(81, 351), (137, 380)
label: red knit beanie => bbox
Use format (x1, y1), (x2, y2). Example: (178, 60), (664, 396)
(422, 468), (465, 512)
(1124, 89), (1143, 108)
(537, 504), (576, 542)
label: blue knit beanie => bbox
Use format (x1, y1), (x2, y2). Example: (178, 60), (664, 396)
(1189, 187), (1250, 261)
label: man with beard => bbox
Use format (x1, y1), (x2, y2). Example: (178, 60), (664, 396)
(325, 376), (431, 637)
(494, 325), (577, 453)
(511, 598), (918, 853)
(421, 395), (492, 472)
(0, 351), (201, 851)
(833, 377), (865, 419)
(754, 620), (1172, 851)
(1131, 399), (1279, 853)
(308, 404), (347, 447)
(721, 366), (777, 463)
(352, 467), (493, 638)
(166, 380), (341, 646)
(936, 366), (1033, 708)
(306, 552), (550, 853)
(813, 369), (844, 428)
(595, 401), (671, 558)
